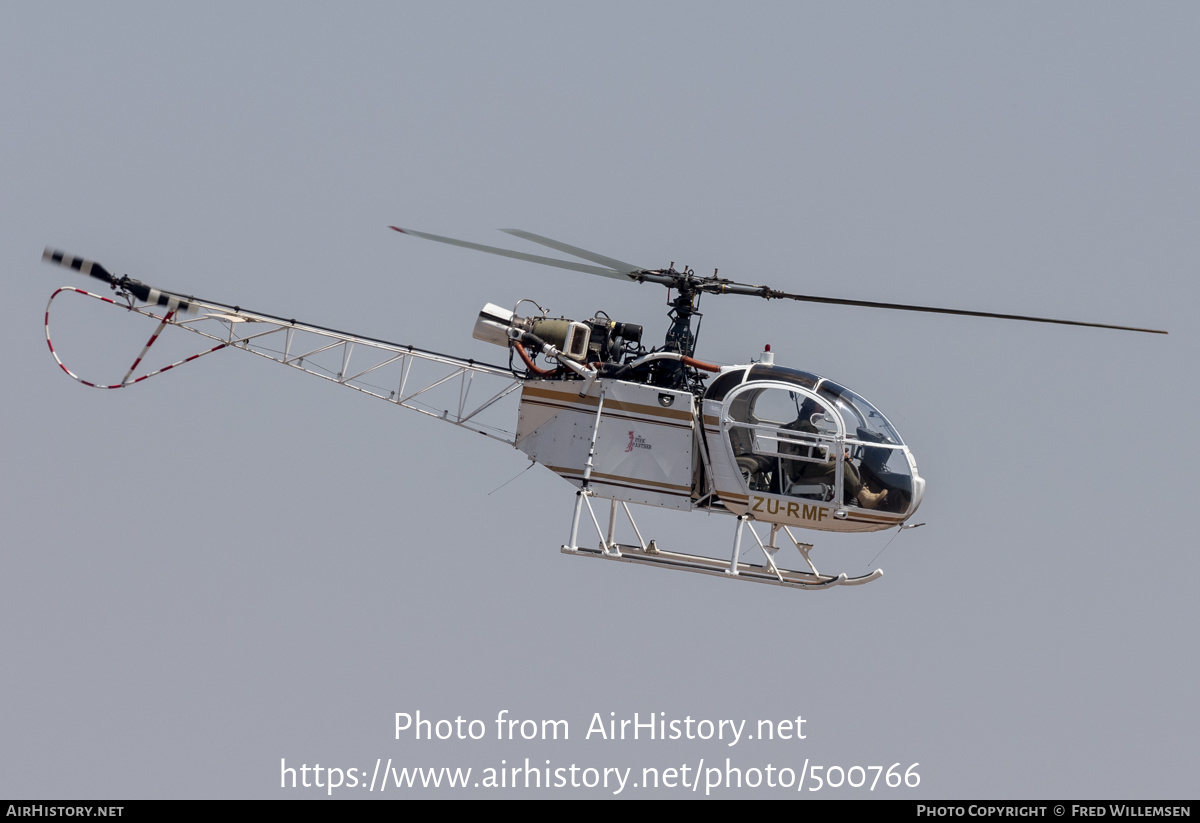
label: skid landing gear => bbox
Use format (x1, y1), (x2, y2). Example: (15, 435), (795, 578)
(562, 494), (882, 591)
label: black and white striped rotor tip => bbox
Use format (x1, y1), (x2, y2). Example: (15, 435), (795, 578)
(43, 248), (115, 284)
(42, 247), (197, 315)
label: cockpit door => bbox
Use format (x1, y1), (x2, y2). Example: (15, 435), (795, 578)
(720, 382), (847, 505)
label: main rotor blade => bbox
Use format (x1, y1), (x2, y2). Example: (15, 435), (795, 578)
(747, 285), (1167, 334)
(390, 227), (1165, 334)
(500, 229), (645, 275)
(390, 227), (634, 281)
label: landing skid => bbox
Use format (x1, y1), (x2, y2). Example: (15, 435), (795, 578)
(562, 493), (882, 591)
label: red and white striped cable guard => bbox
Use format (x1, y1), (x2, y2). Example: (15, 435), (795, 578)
(45, 286), (227, 389)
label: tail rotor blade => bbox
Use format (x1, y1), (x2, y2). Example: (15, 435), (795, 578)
(42, 248), (197, 314)
(42, 248), (115, 284)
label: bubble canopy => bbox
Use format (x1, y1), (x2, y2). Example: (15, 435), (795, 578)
(704, 365), (905, 447)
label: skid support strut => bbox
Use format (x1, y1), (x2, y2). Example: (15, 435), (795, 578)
(563, 385), (609, 554)
(563, 503), (883, 590)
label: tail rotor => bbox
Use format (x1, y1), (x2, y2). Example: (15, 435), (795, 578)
(43, 248), (197, 315)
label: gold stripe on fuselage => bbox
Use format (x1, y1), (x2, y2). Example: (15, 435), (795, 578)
(521, 386), (694, 422)
(546, 465), (693, 497)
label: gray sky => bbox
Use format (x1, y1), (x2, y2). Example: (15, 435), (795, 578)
(2, 1), (1196, 799)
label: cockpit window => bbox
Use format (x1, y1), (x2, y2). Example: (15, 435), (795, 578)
(815, 380), (903, 446)
(748, 388), (801, 425)
(725, 386), (838, 433)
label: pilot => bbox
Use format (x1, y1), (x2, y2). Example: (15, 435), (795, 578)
(783, 399), (888, 510)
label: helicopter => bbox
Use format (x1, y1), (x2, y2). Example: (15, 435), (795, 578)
(40, 230), (1167, 591)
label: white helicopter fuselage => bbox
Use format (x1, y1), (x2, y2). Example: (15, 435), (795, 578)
(515, 364), (924, 533)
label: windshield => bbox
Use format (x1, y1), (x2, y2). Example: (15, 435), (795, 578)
(814, 380), (903, 446)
